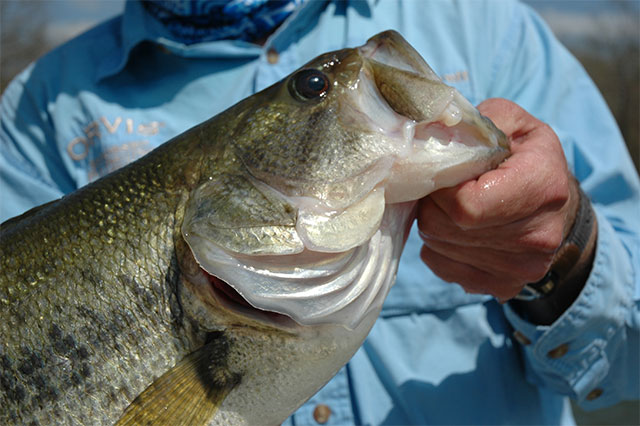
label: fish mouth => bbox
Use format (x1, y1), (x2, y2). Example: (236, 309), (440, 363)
(358, 30), (469, 127)
(350, 30), (509, 203)
(360, 31), (508, 147)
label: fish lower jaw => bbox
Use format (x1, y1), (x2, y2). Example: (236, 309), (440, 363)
(202, 269), (300, 331)
(382, 119), (508, 204)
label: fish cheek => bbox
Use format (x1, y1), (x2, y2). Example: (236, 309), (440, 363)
(181, 173), (303, 256)
(173, 213), (251, 334)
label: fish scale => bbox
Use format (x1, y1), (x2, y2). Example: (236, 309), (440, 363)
(0, 137), (199, 424)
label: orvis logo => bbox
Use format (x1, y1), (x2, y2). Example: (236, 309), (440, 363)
(66, 116), (166, 181)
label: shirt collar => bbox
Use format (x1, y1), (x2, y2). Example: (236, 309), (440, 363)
(96, 0), (375, 82)
(96, 0), (168, 81)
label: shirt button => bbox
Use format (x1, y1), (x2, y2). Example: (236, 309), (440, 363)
(512, 330), (531, 345)
(586, 388), (604, 401)
(313, 404), (331, 424)
(547, 343), (569, 359)
(266, 48), (279, 64)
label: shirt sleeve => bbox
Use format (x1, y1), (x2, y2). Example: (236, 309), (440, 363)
(486, 2), (640, 409)
(0, 65), (75, 222)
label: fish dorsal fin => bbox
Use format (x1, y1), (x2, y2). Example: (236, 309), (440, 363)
(117, 336), (240, 425)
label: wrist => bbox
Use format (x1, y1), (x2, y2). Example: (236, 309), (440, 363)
(510, 181), (597, 325)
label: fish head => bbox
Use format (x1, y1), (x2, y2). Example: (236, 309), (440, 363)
(181, 29), (508, 331)
(226, 29), (508, 208)
(174, 31), (508, 423)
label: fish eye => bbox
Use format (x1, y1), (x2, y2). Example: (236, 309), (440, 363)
(289, 69), (330, 100)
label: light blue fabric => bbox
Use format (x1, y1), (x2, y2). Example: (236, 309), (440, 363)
(1, 0), (639, 424)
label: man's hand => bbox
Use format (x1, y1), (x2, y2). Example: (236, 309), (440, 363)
(418, 98), (580, 301)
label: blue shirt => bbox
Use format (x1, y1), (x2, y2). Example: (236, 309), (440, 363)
(2, 1), (639, 424)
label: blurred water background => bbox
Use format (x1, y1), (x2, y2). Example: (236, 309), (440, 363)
(1, 1), (639, 424)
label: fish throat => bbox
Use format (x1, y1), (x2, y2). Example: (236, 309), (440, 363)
(203, 270), (291, 323)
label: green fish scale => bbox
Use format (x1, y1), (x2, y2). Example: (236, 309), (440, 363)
(0, 140), (199, 425)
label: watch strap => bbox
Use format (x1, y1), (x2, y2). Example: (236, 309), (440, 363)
(514, 183), (594, 302)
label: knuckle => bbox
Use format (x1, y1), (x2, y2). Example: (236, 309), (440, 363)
(529, 236), (559, 253)
(484, 97), (515, 114)
(521, 262), (552, 283)
(519, 227), (563, 254)
(538, 123), (562, 150)
(547, 220), (566, 250)
(547, 174), (570, 208)
(448, 198), (482, 229)
(538, 122), (555, 139)
(418, 218), (443, 240)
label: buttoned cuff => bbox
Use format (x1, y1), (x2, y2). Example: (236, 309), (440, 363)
(504, 208), (635, 408)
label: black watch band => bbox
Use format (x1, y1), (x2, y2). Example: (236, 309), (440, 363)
(514, 185), (595, 302)
(510, 183), (597, 325)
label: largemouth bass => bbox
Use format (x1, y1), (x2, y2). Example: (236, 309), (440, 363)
(0, 31), (508, 425)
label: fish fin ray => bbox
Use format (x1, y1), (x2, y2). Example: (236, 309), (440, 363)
(116, 337), (240, 425)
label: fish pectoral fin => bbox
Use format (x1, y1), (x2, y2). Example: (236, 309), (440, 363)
(117, 339), (241, 426)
